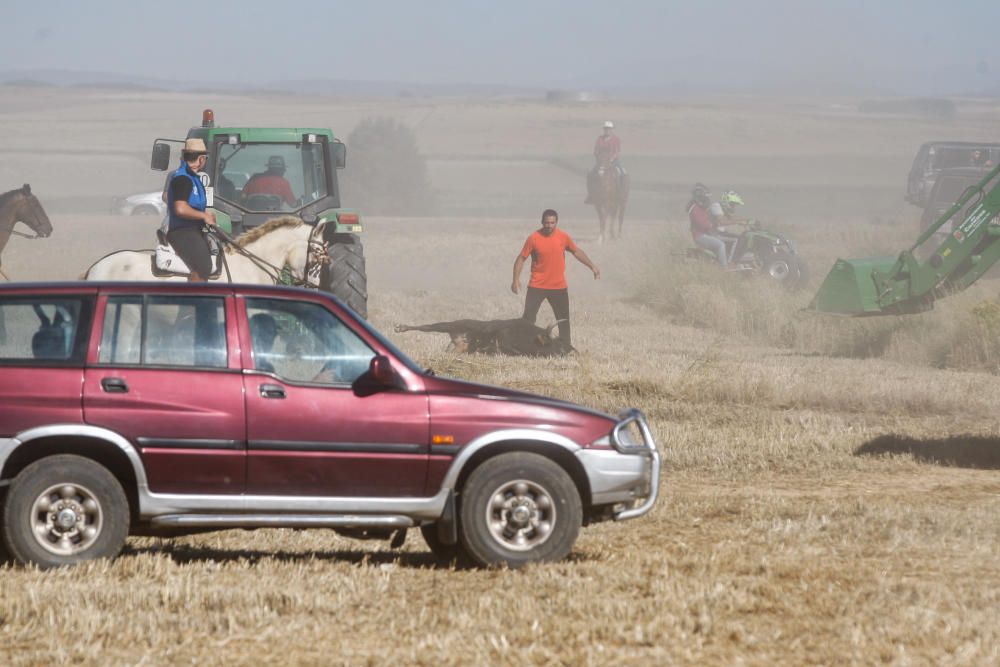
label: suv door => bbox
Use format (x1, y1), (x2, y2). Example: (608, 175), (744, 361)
(82, 293), (246, 494)
(240, 296), (429, 497)
(0, 294), (94, 433)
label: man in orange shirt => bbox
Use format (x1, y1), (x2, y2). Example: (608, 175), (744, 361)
(512, 209), (600, 346)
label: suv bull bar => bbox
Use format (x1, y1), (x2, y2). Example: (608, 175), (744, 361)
(609, 408), (661, 521)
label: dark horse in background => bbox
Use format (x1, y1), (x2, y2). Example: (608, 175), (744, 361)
(590, 160), (629, 243)
(0, 184), (53, 281)
(0, 184), (54, 341)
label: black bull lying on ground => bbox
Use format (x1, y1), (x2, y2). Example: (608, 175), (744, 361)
(394, 318), (574, 357)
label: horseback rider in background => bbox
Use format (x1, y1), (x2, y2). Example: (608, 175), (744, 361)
(586, 121), (625, 204)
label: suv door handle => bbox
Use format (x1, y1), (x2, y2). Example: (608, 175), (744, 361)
(101, 377), (128, 393)
(259, 383), (286, 399)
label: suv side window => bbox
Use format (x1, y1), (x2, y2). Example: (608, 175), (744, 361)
(99, 295), (227, 368)
(246, 298), (374, 384)
(0, 296), (92, 364)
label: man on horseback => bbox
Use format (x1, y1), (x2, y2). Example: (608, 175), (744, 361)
(166, 138), (217, 282)
(586, 121), (624, 204)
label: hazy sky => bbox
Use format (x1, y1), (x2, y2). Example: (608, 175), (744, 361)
(4, 0), (999, 94)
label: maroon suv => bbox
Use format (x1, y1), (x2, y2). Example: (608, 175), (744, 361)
(0, 282), (660, 568)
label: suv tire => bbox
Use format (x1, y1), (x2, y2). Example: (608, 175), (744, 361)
(2, 455), (129, 569)
(458, 452), (581, 568)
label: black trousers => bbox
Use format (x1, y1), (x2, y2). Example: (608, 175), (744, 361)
(167, 226), (212, 278)
(523, 287), (571, 345)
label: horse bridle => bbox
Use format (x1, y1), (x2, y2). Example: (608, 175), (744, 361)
(209, 223), (330, 289)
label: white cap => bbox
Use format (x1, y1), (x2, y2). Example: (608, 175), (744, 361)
(603, 121), (614, 129)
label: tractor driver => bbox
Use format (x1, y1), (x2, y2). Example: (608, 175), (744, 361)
(243, 155), (296, 207)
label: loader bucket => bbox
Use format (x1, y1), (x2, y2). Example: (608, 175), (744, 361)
(808, 256), (899, 315)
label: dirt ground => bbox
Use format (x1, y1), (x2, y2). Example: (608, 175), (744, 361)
(1, 87), (999, 665)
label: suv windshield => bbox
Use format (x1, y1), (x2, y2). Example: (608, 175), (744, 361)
(215, 142), (328, 212)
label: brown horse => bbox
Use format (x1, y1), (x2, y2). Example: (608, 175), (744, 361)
(591, 162), (629, 243)
(0, 184), (53, 281)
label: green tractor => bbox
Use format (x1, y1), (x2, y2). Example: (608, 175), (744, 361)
(810, 162), (1000, 316)
(150, 109), (367, 318)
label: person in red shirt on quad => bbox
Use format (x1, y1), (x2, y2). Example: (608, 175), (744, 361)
(243, 155), (296, 208)
(688, 183), (731, 268)
(586, 121), (625, 204)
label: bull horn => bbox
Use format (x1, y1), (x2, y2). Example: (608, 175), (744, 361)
(545, 320), (568, 337)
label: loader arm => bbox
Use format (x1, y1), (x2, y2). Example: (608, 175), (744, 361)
(811, 164), (1000, 315)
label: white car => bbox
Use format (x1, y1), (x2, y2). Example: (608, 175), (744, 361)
(110, 191), (165, 216)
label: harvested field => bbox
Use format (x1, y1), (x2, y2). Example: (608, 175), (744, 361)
(1, 88), (1000, 665)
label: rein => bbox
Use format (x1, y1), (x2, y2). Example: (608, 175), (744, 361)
(209, 224), (329, 289)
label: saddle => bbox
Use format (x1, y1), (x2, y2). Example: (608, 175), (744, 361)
(151, 230), (224, 279)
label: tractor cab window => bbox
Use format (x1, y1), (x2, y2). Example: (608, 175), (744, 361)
(215, 143), (329, 212)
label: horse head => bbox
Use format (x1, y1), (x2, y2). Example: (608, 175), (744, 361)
(14, 184), (53, 238)
(303, 220), (332, 287)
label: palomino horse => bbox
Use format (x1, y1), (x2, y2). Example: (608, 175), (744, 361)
(591, 162), (629, 243)
(0, 184), (54, 281)
(83, 216), (330, 286)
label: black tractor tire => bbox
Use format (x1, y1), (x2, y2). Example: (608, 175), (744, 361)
(762, 250), (802, 289)
(2, 455), (129, 569)
(323, 234), (368, 319)
(420, 523), (473, 566)
(458, 452), (582, 568)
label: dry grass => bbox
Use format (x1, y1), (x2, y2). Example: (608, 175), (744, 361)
(5, 215), (1000, 666)
(3, 90), (1000, 665)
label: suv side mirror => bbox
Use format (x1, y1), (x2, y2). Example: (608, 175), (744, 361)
(331, 142), (347, 169)
(151, 142), (171, 171)
(353, 355), (402, 396)
(370, 355), (395, 383)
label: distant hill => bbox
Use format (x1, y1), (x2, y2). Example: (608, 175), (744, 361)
(0, 68), (541, 98)
(2, 67), (998, 100)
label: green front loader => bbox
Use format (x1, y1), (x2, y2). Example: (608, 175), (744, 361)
(150, 109), (367, 318)
(810, 163), (1000, 316)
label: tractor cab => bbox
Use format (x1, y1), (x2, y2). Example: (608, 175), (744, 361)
(149, 109), (368, 318)
(150, 109), (355, 234)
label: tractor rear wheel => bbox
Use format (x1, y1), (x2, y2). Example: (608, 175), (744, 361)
(323, 234), (368, 319)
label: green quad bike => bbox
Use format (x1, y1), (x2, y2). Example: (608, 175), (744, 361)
(151, 109), (367, 318)
(687, 220), (809, 290)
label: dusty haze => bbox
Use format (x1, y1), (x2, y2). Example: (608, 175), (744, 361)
(2, 5), (1000, 663)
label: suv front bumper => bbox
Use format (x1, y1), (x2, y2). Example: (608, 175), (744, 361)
(576, 408), (661, 521)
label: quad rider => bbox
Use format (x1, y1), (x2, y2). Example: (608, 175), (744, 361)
(586, 121), (625, 204)
(687, 183), (731, 268)
(709, 190), (745, 226)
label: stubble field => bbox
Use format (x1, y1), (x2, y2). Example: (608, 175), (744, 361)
(1, 87), (999, 665)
